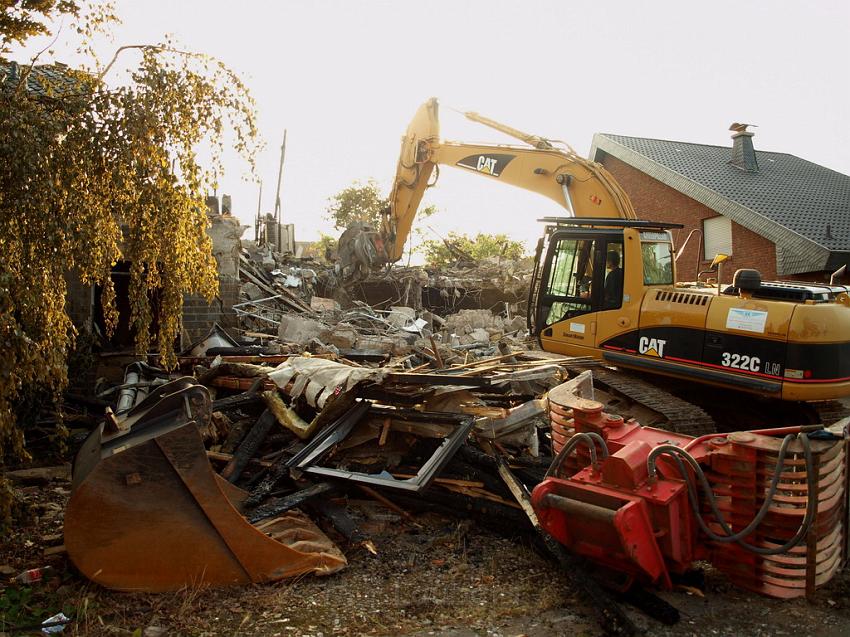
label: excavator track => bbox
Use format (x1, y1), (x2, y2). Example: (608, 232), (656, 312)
(561, 362), (717, 437)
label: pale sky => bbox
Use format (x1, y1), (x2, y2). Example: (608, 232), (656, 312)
(11, 0), (850, 254)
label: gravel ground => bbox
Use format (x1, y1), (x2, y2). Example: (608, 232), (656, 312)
(2, 475), (850, 637)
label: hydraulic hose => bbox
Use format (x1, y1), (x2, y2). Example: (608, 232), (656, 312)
(655, 434), (797, 543)
(646, 433), (816, 556)
(545, 431), (609, 479)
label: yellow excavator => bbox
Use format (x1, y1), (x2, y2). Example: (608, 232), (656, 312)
(338, 98), (850, 412)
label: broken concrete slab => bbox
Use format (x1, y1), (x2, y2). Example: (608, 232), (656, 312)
(387, 306), (416, 328)
(354, 335), (412, 357)
(327, 325), (359, 350)
(310, 296), (341, 312)
(277, 315), (332, 346)
(445, 309), (503, 334)
(240, 282), (264, 301)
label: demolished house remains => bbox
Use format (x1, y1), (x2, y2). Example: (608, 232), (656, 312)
(31, 97), (850, 636)
(53, 221), (850, 634)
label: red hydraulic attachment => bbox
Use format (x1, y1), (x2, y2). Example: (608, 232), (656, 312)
(532, 371), (848, 599)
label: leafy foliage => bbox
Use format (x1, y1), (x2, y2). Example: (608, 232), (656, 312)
(0, 2), (260, 509)
(302, 233), (338, 263)
(420, 232), (526, 269)
(326, 179), (436, 232)
(326, 180), (388, 231)
(0, 1), (80, 54)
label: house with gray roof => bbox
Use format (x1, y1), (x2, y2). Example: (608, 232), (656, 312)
(590, 128), (850, 283)
(1, 60), (88, 97)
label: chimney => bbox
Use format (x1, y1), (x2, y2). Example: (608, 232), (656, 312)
(205, 195), (219, 215)
(728, 123), (759, 172)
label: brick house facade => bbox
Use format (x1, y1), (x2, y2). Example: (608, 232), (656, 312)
(590, 130), (850, 284)
(66, 204), (244, 348)
(600, 155), (779, 282)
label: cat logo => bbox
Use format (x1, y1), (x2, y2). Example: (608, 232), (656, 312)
(476, 156), (499, 175)
(638, 336), (666, 358)
(456, 153), (515, 178)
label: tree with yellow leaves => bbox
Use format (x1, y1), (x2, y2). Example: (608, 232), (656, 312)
(0, 1), (260, 525)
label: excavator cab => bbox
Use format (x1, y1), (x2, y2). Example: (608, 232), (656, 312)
(530, 218), (680, 357)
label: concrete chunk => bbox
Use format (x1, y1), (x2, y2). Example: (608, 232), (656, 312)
(278, 315), (331, 345)
(327, 325), (359, 350)
(310, 296), (341, 312)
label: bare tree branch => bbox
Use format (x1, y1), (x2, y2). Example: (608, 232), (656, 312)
(98, 44), (206, 80)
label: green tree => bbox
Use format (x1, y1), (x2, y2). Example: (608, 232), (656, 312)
(420, 232), (526, 269)
(302, 233), (338, 263)
(0, 2), (260, 525)
(326, 179), (388, 231)
(326, 179), (436, 232)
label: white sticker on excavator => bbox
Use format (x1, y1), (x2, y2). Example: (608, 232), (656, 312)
(726, 308), (768, 333)
(569, 322), (586, 334)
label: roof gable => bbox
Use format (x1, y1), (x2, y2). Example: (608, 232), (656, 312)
(591, 133), (850, 274)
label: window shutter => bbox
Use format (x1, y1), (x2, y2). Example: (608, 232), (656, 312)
(703, 216), (732, 259)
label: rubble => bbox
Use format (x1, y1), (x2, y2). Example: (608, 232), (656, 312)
(277, 314), (332, 345)
(60, 294), (577, 595)
(231, 236), (535, 348)
(17, 245), (844, 637)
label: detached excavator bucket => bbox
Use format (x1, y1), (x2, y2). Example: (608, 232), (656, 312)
(65, 378), (346, 592)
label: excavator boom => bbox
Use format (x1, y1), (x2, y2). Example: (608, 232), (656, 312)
(383, 98), (636, 263)
(336, 98), (635, 277)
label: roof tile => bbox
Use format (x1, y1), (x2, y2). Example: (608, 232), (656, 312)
(598, 134), (850, 252)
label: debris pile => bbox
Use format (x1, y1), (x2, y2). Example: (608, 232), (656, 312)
(63, 320), (575, 584)
(232, 238), (534, 341)
(232, 252), (534, 365)
(67, 330), (694, 635)
(29, 245), (848, 636)
(20, 299), (850, 636)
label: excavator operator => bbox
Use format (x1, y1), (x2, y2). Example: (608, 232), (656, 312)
(603, 250), (624, 309)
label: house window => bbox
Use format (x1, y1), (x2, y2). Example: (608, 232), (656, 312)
(703, 216), (732, 260)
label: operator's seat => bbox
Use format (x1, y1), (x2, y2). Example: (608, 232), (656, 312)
(733, 268), (762, 292)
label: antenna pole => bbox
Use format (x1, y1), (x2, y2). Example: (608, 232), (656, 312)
(255, 181), (263, 243)
(273, 130), (287, 225)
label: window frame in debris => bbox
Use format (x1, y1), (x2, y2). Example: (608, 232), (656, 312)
(287, 402), (477, 492)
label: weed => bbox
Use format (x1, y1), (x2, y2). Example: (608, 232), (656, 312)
(0, 585), (76, 633)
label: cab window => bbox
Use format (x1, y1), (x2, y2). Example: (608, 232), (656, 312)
(602, 241), (624, 310)
(639, 232), (674, 285)
(541, 238), (595, 326)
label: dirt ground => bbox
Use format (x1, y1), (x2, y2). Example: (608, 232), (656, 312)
(2, 474), (850, 637)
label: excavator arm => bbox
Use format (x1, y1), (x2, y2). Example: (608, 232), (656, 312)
(337, 98), (636, 279)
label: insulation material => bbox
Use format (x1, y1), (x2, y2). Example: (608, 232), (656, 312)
(268, 357), (388, 408)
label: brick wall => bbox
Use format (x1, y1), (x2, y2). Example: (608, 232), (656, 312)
(65, 215), (243, 350)
(599, 153), (779, 282)
(66, 272), (241, 349)
(182, 276), (241, 345)
(181, 213), (244, 345)
(66, 278), (242, 352)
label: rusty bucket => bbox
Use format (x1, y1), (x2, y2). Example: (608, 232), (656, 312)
(65, 378), (346, 592)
